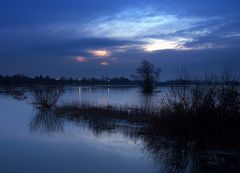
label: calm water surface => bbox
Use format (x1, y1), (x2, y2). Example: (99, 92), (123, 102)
(61, 86), (169, 106)
(0, 86), (239, 173)
(0, 87), (165, 173)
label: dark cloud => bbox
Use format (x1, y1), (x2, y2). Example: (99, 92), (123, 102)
(34, 38), (143, 54)
(184, 18), (240, 49)
(0, 0), (147, 26)
(0, 0), (240, 79)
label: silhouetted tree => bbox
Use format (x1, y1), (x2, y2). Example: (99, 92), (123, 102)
(135, 60), (160, 93)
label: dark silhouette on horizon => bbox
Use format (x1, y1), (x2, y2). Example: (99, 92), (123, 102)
(134, 60), (161, 93)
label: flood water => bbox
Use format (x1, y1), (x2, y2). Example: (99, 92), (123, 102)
(0, 86), (239, 173)
(61, 86), (168, 106)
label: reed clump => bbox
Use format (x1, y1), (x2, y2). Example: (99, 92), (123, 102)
(31, 86), (63, 108)
(55, 72), (240, 139)
(55, 101), (155, 125)
(148, 72), (240, 139)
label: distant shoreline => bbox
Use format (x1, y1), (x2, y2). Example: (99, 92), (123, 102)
(1, 74), (239, 87)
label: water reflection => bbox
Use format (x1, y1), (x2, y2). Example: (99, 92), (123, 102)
(27, 86), (240, 172)
(68, 86), (164, 107)
(54, 109), (240, 173)
(139, 92), (157, 110)
(1, 86), (240, 173)
(0, 86), (27, 100)
(29, 108), (63, 135)
(140, 136), (240, 173)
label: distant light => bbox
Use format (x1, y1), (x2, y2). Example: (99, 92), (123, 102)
(100, 62), (109, 66)
(75, 56), (87, 62)
(88, 50), (110, 57)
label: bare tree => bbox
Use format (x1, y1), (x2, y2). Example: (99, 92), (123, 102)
(135, 60), (161, 93)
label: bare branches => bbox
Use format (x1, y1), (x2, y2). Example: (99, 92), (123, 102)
(135, 60), (161, 93)
(31, 86), (63, 108)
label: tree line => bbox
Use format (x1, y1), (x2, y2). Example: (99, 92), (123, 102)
(0, 74), (137, 86)
(0, 60), (239, 93)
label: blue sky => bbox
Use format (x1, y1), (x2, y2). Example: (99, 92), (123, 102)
(0, 0), (240, 79)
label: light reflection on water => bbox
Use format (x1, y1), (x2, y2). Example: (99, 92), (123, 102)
(61, 86), (168, 107)
(0, 86), (240, 173)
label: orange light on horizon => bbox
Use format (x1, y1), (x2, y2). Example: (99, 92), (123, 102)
(75, 56), (87, 62)
(88, 50), (110, 57)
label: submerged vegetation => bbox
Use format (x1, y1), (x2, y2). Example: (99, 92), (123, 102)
(134, 59), (161, 93)
(2, 67), (240, 172)
(50, 73), (240, 172)
(31, 86), (64, 108)
(54, 71), (240, 140)
(16, 69), (240, 141)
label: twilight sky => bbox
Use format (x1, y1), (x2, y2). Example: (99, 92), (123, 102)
(0, 0), (240, 79)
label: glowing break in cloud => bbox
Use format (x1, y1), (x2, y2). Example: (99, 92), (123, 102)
(74, 54), (110, 66)
(79, 8), (218, 51)
(75, 56), (87, 62)
(88, 50), (110, 57)
(143, 38), (192, 52)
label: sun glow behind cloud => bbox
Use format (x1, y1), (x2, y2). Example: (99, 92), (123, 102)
(78, 8), (217, 52)
(70, 7), (224, 66)
(75, 56), (87, 62)
(88, 50), (110, 57)
(143, 38), (192, 52)
(74, 53), (111, 66)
